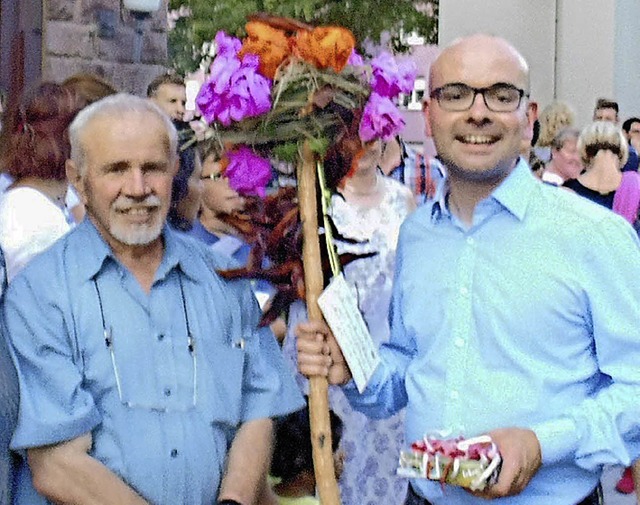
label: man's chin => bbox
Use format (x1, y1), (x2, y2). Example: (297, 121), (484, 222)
(110, 223), (163, 247)
(444, 155), (518, 182)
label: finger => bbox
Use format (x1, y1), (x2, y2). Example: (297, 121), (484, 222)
(295, 321), (330, 339)
(319, 330), (345, 363)
(296, 332), (325, 354)
(297, 353), (332, 377)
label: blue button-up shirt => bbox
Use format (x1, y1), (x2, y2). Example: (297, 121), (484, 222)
(345, 159), (640, 504)
(0, 247), (18, 505)
(4, 219), (303, 504)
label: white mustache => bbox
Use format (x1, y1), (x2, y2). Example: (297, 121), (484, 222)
(112, 195), (161, 212)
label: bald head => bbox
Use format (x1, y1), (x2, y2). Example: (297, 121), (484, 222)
(424, 34), (535, 184)
(430, 34), (530, 94)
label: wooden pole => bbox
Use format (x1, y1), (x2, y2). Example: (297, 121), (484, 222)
(297, 142), (341, 505)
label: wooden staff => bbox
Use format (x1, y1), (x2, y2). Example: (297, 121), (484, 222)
(297, 141), (341, 504)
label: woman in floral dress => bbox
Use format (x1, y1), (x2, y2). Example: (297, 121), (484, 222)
(284, 140), (415, 505)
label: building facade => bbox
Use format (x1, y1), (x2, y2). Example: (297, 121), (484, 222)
(0, 0), (169, 98)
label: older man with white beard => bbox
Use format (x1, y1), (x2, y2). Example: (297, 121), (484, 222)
(1, 94), (303, 505)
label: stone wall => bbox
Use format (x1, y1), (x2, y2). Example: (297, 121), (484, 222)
(44, 0), (169, 95)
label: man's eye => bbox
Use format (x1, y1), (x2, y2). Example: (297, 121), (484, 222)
(106, 164), (127, 174)
(142, 163), (168, 174)
(490, 88), (518, 103)
(442, 89), (466, 101)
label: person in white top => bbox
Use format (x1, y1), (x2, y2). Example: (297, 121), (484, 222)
(0, 82), (81, 281)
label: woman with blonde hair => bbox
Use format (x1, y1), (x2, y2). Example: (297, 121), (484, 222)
(534, 100), (576, 163)
(564, 121), (640, 226)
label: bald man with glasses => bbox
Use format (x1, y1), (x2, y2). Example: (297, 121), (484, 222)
(296, 34), (640, 505)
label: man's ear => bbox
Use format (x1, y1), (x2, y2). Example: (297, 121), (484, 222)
(526, 101), (538, 127)
(523, 101), (538, 142)
(423, 99), (433, 138)
(66, 159), (87, 205)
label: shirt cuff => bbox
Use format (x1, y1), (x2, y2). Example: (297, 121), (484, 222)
(342, 361), (385, 398)
(531, 416), (579, 465)
(11, 407), (102, 457)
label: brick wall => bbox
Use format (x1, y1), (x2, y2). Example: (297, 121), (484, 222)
(44, 0), (169, 95)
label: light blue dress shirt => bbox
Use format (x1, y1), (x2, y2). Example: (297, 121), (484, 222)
(0, 247), (18, 505)
(344, 159), (640, 504)
(3, 219), (303, 505)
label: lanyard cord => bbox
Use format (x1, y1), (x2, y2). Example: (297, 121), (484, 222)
(93, 270), (197, 410)
(93, 272), (193, 353)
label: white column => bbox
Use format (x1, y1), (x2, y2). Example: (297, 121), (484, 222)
(438, 0), (640, 127)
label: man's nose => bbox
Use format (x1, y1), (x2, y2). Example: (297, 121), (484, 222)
(468, 92), (491, 119)
(127, 169), (149, 196)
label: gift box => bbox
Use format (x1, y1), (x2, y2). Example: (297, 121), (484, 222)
(397, 434), (502, 491)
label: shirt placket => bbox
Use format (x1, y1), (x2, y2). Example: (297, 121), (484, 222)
(149, 280), (189, 504)
(444, 232), (477, 436)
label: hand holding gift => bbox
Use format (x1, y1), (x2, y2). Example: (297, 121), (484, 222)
(398, 428), (541, 496)
(473, 428), (541, 499)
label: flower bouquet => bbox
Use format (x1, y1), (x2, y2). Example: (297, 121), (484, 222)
(191, 13), (416, 324)
(191, 14), (416, 505)
(398, 435), (502, 492)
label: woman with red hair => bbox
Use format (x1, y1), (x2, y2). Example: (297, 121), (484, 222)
(0, 82), (81, 281)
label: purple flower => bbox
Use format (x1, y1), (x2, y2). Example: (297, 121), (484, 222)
(214, 30), (241, 58)
(370, 51), (417, 98)
(225, 146), (272, 197)
(196, 52), (272, 126)
(359, 92), (405, 142)
(347, 49), (364, 67)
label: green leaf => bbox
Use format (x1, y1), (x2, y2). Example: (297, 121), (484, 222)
(272, 142), (300, 162)
(308, 137), (330, 156)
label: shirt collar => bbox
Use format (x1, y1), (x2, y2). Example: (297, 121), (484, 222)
(430, 157), (536, 223)
(74, 218), (200, 284)
(491, 158), (537, 221)
(541, 170), (564, 186)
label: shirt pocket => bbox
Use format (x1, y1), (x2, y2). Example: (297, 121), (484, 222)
(200, 343), (246, 429)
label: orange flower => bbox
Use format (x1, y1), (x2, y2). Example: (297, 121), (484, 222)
(295, 27), (356, 73)
(239, 21), (291, 79)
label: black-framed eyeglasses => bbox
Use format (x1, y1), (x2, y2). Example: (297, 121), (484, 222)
(200, 173), (224, 182)
(430, 82), (529, 113)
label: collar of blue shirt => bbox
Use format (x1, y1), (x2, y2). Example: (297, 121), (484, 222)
(71, 218), (202, 284)
(430, 157), (534, 224)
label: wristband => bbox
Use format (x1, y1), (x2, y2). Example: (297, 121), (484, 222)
(217, 500), (243, 505)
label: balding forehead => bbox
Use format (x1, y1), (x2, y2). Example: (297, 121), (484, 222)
(430, 34), (529, 90)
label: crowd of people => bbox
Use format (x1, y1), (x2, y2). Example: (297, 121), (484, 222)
(0, 31), (639, 505)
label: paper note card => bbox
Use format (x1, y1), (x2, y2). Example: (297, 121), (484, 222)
(317, 274), (380, 393)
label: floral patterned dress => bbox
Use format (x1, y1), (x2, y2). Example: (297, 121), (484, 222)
(283, 175), (414, 505)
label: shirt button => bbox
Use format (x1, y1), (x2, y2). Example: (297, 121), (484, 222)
(466, 237), (474, 245)
(164, 388), (172, 397)
(170, 449), (178, 458)
(454, 337), (465, 348)
(157, 334), (165, 341)
(460, 286), (469, 297)
(450, 390), (459, 400)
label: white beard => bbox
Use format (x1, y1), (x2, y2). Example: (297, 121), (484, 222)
(108, 194), (164, 246)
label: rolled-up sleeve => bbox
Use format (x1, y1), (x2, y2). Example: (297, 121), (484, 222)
(3, 275), (101, 451)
